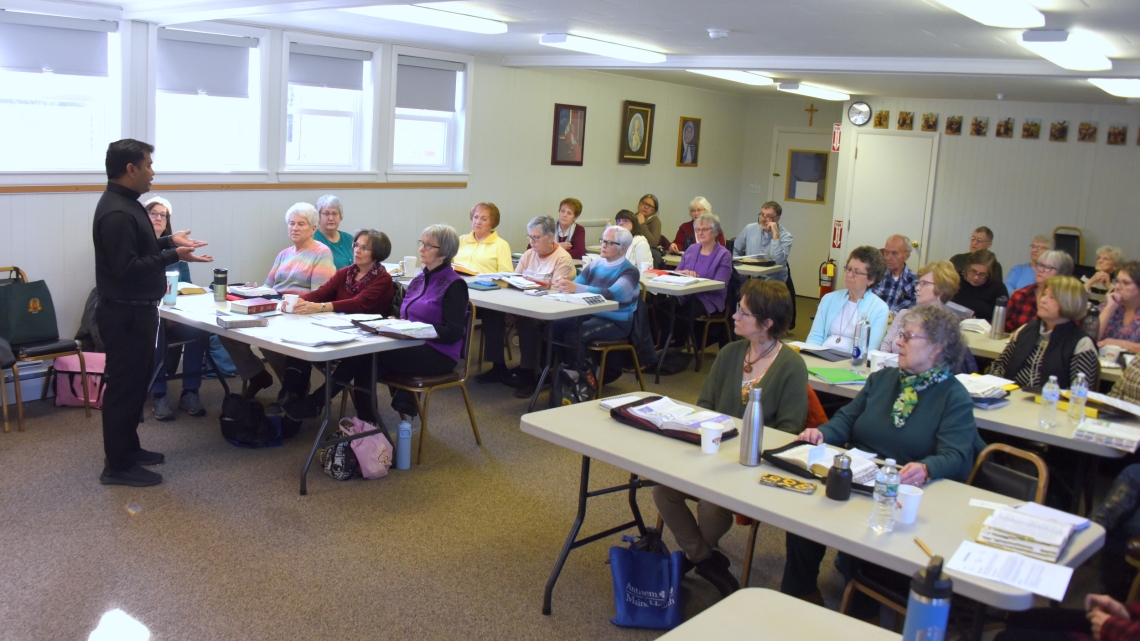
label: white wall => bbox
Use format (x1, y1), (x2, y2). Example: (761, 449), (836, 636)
(0, 58), (748, 339)
(832, 97), (1140, 279)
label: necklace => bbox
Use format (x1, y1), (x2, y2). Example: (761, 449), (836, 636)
(835, 301), (858, 344)
(743, 339), (778, 373)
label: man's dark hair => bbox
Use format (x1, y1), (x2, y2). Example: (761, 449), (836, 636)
(105, 139), (155, 180)
(967, 249), (996, 275)
(761, 201), (783, 217)
(974, 226), (994, 242)
(614, 209), (636, 222)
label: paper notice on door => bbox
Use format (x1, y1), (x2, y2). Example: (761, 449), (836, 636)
(945, 541), (1073, 601)
(795, 181), (819, 201)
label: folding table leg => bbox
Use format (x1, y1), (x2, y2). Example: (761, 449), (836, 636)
(654, 297), (678, 384)
(529, 321), (555, 413)
(300, 359), (334, 496)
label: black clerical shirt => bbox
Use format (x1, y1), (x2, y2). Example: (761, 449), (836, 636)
(92, 182), (179, 301)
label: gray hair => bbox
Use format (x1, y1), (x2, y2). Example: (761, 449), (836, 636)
(847, 245), (888, 286)
(527, 215), (557, 238)
(689, 196), (712, 214)
(902, 305), (967, 370)
(315, 194), (343, 218)
(285, 202), (318, 228)
(886, 234), (912, 252)
(1038, 249), (1074, 276)
(605, 225), (633, 251)
(695, 212), (722, 238)
(423, 224), (460, 261)
(1032, 234), (1053, 249)
(1096, 245), (1124, 268)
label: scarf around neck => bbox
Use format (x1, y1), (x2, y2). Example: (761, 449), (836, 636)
(345, 261), (381, 296)
(891, 364), (951, 428)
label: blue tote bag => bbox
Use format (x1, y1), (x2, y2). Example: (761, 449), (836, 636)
(608, 541), (684, 630)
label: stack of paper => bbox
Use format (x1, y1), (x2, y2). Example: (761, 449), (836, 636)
(960, 318), (992, 334)
(1072, 418), (1140, 453)
(1088, 391), (1140, 419)
(628, 397), (733, 433)
(946, 541), (1073, 601)
(977, 507), (1074, 562)
(955, 374), (1012, 398)
(807, 367), (867, 385)
(652, 275), (699, 286)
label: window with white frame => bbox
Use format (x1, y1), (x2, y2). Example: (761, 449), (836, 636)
(155, 29), (260, 171)
(392, 55), (466, 172)
(0, 13), (121, 172)
(285, 43), (372, 170)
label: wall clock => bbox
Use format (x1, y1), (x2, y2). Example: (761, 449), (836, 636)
(848, 101), (871, 126)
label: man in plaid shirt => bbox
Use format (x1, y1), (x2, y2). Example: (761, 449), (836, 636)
(872, 235), (917, 313)
(1003, 249), (1073, 334)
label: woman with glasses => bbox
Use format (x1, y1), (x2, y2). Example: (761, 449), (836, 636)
(671, 213), (733, 340)
(805, 246), (890, 352)
(1004, 250), (1073, 335)
(613, 209), (653, 268)
(883, 260), (979, 374)
(668, 197), (725, 253)
(454, 202), (512, 274)
(1005, 235), (1053, 294)
(990, 276), (1099, 389)
(286, 225), (469, 422)
(1095, 261), (1140, 354)
(786, 305), (982, 606)
(312, 194), (355, 270)
(653, 280), (807, 598)
(950, 250), (1009, 323)
(1086, 246), (1125, 295)
(632, 193), (663, 249)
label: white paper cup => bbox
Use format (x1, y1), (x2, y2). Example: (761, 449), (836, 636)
(282, 294), (299, 313)
(581, 254), (594, 268)
(895, 485), (923, 524)
(868, 351), (889, 372)
(639, 261), (652, 273)
(403, 255), (418, 274)
(1101, 345), (1124, 361)
(699, 421), (725, 454)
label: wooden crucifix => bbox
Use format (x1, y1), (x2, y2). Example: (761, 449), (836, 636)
(805, 102), (818, 126)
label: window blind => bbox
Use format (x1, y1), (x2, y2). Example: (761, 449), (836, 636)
(0, 15), (113, 77)
(157, 29), (256, 98)
(288, 43), (371, 91)
(396, 55), (464, 112)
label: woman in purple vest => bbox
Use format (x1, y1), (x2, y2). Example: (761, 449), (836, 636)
(285, 224), (470, 420)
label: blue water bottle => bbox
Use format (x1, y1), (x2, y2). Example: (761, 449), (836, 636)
(902, 556), (953, 641)
(396, 420), (412, 470)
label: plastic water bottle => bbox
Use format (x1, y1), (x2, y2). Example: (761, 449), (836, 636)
(870, 458), (900, 534)
(396, 420), (412, 470)
(1068, 372), (1089, 424)
(1039, 375), (1061, 429)
(851, 314), (870, 366)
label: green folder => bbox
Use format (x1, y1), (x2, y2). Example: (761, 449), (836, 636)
(807, 367), (868, 385)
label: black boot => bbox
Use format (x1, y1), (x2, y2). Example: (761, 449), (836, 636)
(695, 552), (739, 597)
(1092, 477), (1140, 531)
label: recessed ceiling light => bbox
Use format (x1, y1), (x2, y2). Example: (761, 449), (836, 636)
(539, 33), (665, 64)
(1019, 30), (1112, 71)
(687, 70), (773, 86)
(776, 82), (850, 101)
(934, 0), (1044, 28)
(1088, 78), (1140, 98)
(342, 4), (507, 34)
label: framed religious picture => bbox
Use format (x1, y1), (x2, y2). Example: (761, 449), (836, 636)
(619, 100), (655, 164)
(550, 103), (587, 166)
(945, 116), (963, 135)
(970, 117), (989, 136)
(897, 111), (914, 130)
(676, 117), (700, 166)
(995, 117), (1014, 139)
(1078, 121), (1099, 142)
(1022, 119), (1041, 139)
(1107, 123), (1128, 146)
(921, 113), (939, 132)
(1050, 120), (1069, 142)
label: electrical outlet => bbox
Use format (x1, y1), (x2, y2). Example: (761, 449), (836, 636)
(748, 184), (763, 194)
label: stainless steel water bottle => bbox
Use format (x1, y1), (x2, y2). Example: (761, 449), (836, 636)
(739, 387), (763, 466)
(213, 268), (228, 305)
(990, 296), (1007, 339)
(901, 556), (953, 641)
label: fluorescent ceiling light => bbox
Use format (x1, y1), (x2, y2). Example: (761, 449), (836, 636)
(934, 0), (1044, 28)
(687, 70), (773, 86)
(341, 5), (506, 34)
(1088, 78), (1140, 98)
(1019, 30), (1112, 71)
(777, 82), (850, 101)
(539, 33), (665, 64)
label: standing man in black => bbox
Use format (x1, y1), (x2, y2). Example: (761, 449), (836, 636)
(94, 139), (211, 486)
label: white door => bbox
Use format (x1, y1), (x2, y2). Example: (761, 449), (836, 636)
(770, 131), (837, 299)
(844, 133), (939, 280)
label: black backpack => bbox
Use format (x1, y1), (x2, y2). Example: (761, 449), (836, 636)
(220, 394), (278, 448)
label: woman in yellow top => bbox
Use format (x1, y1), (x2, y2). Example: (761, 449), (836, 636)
(453, 202), (513, 274)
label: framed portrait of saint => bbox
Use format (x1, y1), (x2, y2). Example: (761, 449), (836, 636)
(676, 117), (700, 167)
(618, 100), (655, 164)
(551, 104), (586, 166)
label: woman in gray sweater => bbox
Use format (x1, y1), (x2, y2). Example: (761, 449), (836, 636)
(653, 280), (808, 598)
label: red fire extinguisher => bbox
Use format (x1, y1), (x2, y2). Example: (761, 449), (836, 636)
(819, 259), (836, 297)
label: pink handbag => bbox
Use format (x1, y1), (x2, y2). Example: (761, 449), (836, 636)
(339, 417), (394, 479)
(53, 352), (106, 409)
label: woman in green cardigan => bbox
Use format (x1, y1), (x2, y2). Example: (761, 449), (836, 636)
(782, 304), (983, 604)
(653, 280), (808, 598)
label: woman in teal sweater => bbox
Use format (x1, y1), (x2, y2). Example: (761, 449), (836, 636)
(782, 304), (983, 602)
(654, 280), (808, 598)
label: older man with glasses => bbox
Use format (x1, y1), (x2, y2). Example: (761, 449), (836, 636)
(1005, 235), (1053, 294)
(872, 234), (917, 313)
(732, 201), (792, 282)
(951, 226), (1003, 285)
(1004, 249), (1073, 335)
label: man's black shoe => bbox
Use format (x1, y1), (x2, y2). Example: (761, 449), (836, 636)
(283, 396), (322, 421)
(503, 368), (534, 389)
(695, 554), (739, 597)
(474, 363), (508, 384)
(100, 465), (163, 487)
(133, 449), (165, 466)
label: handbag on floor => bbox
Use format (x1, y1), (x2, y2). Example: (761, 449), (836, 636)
(320, 435), (359, 481)
(609, 534), (684, 630)
(53, 352), (106, 408)
(339, 417), (393, 479)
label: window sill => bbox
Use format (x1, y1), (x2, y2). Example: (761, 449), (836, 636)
(384, 171), (469, 183)
(277, 171), (381, 183)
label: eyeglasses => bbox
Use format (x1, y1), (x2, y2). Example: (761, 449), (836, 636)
(352, 243), (371, 252)
(844, 266), (868, 276)
(1029, 244), (1049, 251)
(915, 280), (935, 289)
(1035, 264), (1058, 273)
(1115, 279), (1136, 288)
(319, 211), (340, 218)
(759, 214), (779, 223)
(147, 211), (168, 219)
(600, 239), (621, 247)
(969, 236), (990, 244)
(901, 332), (929, 343)
(638, 201), (655, 210)
(418, 240), (440, 251)
(733, 308), (760, 319)
(527, 234), (545, 243)
(694, 227), (714, 234)
(966, 268), (989, 279)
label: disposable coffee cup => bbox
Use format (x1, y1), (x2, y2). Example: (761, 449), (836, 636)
(895, 485), (923, 524)
(282, 294), (299, 313)
(581, 254), (594, 268)
(1101, 345), (1124, 361)
(639, 261), (652, 273)
(163, 271), (179, 305)
(868, 350), (891, 373)
(403, 255), (418, 274)
(699, 421), (725, 455)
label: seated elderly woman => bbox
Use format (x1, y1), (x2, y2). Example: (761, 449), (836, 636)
(1005, 235), (1052, 294)
(1004, 249), (1073, 335)
(313, 194), (355, 270)
(883, 260), (978, 374)
(1096, 261), (1140, 354)
(454, 202), (512, 274)
(806, 246), (890, 352)
(144, 196), (209, 421)
(990, 275), (1100, 389)
(552, 198), (587, 259)
(633, 194), (663, 249)
(950, 250), (1009, 322)
(613, 209), (653, 268)
(783, 305), (982, 601)
(475, 215), (576, 390)
(1086, 245), (1125, 294)
(671, 213), (733, 338)
(286, 225), (469, 420)
(654, 280), (807, 597)
(668, 197), (725, 253)
(221, 202), (336, 399)
(278, 230), (395, 419)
